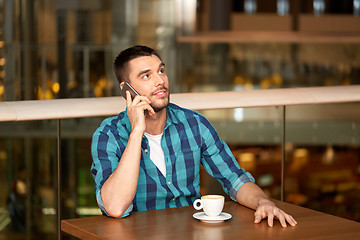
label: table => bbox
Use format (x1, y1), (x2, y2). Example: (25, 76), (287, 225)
(61, 200), (360, 240)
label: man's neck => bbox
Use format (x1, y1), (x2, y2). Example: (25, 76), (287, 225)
(145, 108), (167, 135)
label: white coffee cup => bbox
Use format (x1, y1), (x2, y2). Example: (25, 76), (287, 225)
(193, 195), (224, 217)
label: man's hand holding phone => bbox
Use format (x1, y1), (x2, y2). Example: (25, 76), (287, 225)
(123, 85), (155, 134)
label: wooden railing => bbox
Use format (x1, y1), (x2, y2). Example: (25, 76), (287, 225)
(1, 85), (360, 122)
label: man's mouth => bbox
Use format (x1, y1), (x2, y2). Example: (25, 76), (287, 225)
(153, 89), (167, 97)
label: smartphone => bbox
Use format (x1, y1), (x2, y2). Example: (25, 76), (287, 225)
(120, 82), (140, 100)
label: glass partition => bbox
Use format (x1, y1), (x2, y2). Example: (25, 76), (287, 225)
(285, 102), (360, 221)
(0, 120), (58, 238)
(59, 117), (105, 219)
(198, 106), (284, 201)
(0, 117), (106, 239)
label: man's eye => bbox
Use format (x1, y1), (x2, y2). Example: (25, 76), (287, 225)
(143, 74), (149, 79)
(158, 69), (165, 74)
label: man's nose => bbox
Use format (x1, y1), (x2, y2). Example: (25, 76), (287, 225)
(154, 73), (165, 86)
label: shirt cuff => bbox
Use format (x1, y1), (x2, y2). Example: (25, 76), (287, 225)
(96, 189), (133, 218)
(229, 172), (255, 202)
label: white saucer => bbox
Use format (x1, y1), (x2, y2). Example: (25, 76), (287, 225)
(193, 212), (232, 223)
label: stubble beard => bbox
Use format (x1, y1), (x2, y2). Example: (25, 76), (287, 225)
(151, 93), (170, 112)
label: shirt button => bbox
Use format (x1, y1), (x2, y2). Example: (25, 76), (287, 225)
(144, 149), (148, 153)
(168, 181), (171, 185)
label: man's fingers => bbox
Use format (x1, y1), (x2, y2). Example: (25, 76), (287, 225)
(254, 211), (262, 224)
(254, 202), (297, 228)
(137, 102), (155, 115)
(127, 94), (153, 113)
(276, 211), (287, 228)
(134, 101), (155, 116)
(267, 212), (274, 227)
(146, 106), (155, 115)
(285, 214), (298, 227)
(131, 95), (151, 105)
(126, 91), (132, 107)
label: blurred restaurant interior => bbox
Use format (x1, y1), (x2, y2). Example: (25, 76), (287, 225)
(0, 0), (360, 239)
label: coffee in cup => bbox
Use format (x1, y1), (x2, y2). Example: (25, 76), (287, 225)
(193, 195), (224, 217)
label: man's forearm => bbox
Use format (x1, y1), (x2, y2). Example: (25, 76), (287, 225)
(100, 130), (143, 217)
(235, 182), (273, 210)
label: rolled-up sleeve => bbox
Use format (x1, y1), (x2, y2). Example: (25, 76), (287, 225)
(96, 189), (133, 218)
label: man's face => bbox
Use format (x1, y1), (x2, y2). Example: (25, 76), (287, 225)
(125, 55), (169, 112)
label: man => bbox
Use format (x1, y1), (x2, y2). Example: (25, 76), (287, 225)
(91, 45), (297, 227)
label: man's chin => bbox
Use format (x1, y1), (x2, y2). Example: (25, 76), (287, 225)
(152, 102), (169, 112)
(151, 96), (170, 112)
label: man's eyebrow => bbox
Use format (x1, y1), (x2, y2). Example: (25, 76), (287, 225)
(137, 69), (150, 78)
(137, 62), (165, 78)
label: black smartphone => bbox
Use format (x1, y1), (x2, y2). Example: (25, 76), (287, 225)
(120, 82), (140, 100)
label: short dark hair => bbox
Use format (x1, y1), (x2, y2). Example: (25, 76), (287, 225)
(113, 45), (162, 83)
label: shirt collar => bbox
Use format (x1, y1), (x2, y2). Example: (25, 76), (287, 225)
(165, 103), (180, 128)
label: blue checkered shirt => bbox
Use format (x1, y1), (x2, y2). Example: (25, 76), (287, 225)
(91, 103), (254, 218)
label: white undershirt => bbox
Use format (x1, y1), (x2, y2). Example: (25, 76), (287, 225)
(143, 132), (166, 177)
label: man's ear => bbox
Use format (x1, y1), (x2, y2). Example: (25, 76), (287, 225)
(120, 82), (125, 90)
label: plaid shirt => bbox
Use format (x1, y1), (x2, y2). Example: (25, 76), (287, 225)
(91, 103), (254, 218)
